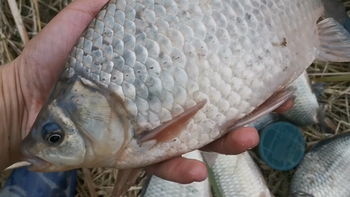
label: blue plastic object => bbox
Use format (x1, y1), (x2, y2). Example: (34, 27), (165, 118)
(258, 121), (305, 171)
(0, 167), (77, 197)
(343, 13), (350, 34)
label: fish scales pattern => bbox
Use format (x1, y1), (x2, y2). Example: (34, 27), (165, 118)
(64, 0), (323, 167)
(290, 134), (350, 197)
(282, 72), (320, 126)
(211, 152), (272, 197)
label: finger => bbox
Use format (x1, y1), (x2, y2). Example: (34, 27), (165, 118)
(145, 156), (208, 184)
(201, 127), (259, 155)
(273, 99), (294, 113)
(19, 0), (109, 97)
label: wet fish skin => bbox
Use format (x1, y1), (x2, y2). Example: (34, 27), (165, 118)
(20, 0), (350, 172)
(281, 71), (321, 127)
(141, 150), (211, 197)
(289, 132), (350, 197)
(203, 151), (272, 197)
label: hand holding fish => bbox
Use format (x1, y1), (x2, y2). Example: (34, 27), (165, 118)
(0, 0), (296, 184)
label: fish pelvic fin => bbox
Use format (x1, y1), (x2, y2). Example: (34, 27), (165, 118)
(316, 17), (350, 62)
(111, 168), (143, 197)
(136, 100), (207, 144)
(222, 87), (295, 133)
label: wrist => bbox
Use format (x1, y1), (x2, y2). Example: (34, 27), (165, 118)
(0, 62), (27, 170)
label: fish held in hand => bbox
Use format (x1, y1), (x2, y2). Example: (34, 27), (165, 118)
(20, 0), (350, 195)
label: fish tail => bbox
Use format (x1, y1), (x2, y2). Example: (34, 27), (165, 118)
(311, 82), (327, 99)
(316, 105), (336, 133)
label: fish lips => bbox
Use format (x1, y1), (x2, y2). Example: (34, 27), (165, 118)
(20, 131), (51, 172)
(21, 147), (51, 172)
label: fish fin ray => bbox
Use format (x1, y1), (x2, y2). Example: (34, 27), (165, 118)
(316, 17), (350, 62)
(111, 168), (143, 197)
(136, 100), (207, 144)
(223, 87), (295, 132)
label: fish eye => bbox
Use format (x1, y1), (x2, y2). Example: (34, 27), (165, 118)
(42, 122), (63, 145)
(47, 134), (61, 144)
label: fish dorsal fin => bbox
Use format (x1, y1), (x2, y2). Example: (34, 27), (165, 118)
(316, 17), (350, 62)
(222, 87), (295, 133)
(111, 168), (143, 197)
(136, 100), (207, 144)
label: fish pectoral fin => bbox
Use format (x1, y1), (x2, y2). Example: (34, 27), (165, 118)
(224, 87), (295, 133)
(316, 17), (350, 62)
(136, 100), (207, 144)
(111, 168), (143, 197)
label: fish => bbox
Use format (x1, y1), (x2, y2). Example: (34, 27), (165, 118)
(140, 150), (212, 197)
(140, 114), (277, 197)
(280, 71), (324, 127)
(202, 151), (272, 197)
(20, 0), (350, 195)
(289, 132), (350, 197)
(247, 112), (280, 131)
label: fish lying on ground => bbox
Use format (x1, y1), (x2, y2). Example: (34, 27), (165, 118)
(289, 132), (350, 197)
(203, 151), (272, 197)
(141, 150), (211, 197)
(19, 0), (350, 195)
(280, 71), (326, 127)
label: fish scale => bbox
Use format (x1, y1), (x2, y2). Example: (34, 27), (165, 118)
(289, 132), (350, 197)
(57, 0), (325, 168)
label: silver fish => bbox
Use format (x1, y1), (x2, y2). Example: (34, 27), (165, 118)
(20, 0), (350, 195)
(281, 71), (322, 127)
(141, 150), (211, 197)
(203, 151), (272, 197)
(289, 132), (350, 197)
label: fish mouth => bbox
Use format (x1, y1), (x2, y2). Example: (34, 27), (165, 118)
(21, 147), (51, 171)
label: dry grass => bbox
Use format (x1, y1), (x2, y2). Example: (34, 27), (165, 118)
(1, 0), (350, 197)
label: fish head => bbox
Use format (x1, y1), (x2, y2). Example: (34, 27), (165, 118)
(21, 71), (132, 172)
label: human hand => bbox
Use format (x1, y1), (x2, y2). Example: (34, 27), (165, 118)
(0, 0), (294, 183)
(145, 100), (294, 184)
(0, 0), (110, 171)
